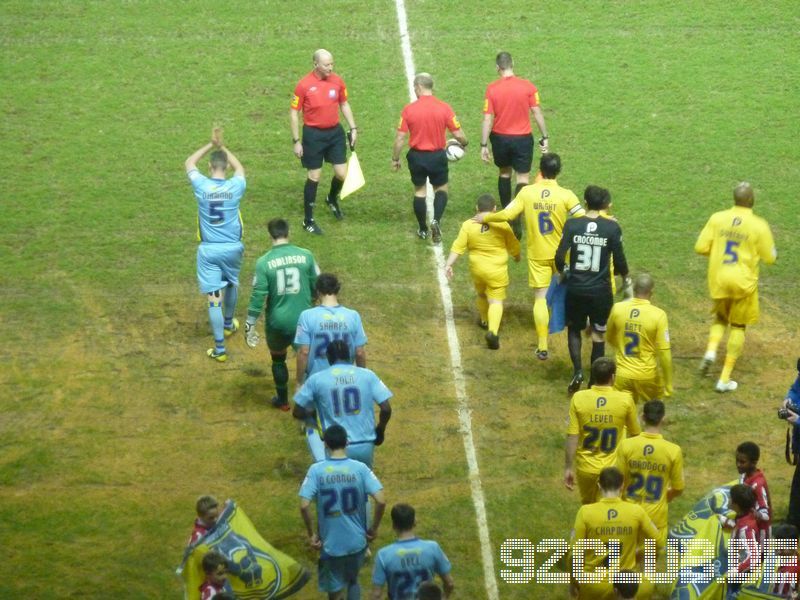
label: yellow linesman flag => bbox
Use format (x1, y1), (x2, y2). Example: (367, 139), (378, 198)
(340, 151), (365, 199)
(177, 500), (310, 599)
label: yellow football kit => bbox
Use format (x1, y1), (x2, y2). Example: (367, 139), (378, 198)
(617, 432), (684, 546)
(450, 220), (520, 301)
(567, 386), (641, 504)
(606, 299), (672, 402)
(573, 497), (660, 600)
(694, 205), (776, 324)
(484, 178), (584, 287)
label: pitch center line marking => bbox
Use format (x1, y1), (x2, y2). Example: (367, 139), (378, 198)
(392, 2), (500, 598)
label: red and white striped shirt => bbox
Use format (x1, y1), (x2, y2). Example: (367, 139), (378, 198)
(742, 469), (772, 544)
(732, 512), (761, 573)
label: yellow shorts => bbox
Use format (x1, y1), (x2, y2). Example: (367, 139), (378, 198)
(577, 469), (600, 505)
(528, 258), (556, 289)
(471, 269), (508, 301)
(712, 291), (759, 326)
(614, 375), (662, 404)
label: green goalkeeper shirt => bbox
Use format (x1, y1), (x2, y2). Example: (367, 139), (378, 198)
(247, 243), (319, 333)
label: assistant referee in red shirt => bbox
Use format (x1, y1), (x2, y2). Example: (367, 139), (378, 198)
(290, 49), (357, 235)
(480, 52), (549, 239)
(391, 73), (468, 244)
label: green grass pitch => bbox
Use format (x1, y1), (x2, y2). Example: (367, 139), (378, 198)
(1, 1), (798, 597)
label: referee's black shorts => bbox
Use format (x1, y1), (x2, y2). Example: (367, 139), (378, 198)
(490, 132), (533, 173)
(301, 124), (346, 169)
(406, 149), (448, 187)
(565, 288), (614, 332)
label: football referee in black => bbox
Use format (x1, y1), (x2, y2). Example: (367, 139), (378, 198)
(555, 185), (630, 395)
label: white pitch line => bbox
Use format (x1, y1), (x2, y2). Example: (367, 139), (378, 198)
(392, 2), (500, 599)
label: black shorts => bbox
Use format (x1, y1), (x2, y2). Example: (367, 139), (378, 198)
(565, 289), (614, 332)
(301, 124), (346, 169)
(490, 132), (534, 173)
(407, 149), (448, 187)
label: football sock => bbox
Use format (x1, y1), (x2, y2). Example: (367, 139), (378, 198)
(433, 190), (448, 222)
(514, 182), (526, 197)
(487, 302), (503, 336)
(720, 326), (745, 382)
(706, 321), (726, 356)
(476, 295), (489, 326)
(590, 341), (605, 368)
(413, 196), (427, 230)
(303, 179), (319, 221)
(328, 175), (343, 202)
(347, 582), (361, 600)
(306, 426), (326, 463)
(568, 327), (583, 373)
(533, 297), (549, 351)
(498, 176), (512, 207)
(270, 352), (289, 403)
(223, 284), (237, 326)
(208, 295), (225, 353)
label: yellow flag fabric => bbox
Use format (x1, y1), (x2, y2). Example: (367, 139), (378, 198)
(178, 500), (310, 599)
(340, 151), (365, 199)
(667, 481), (737, 600)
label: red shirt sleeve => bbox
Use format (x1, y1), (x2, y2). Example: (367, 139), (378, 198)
(338, 78), (348, 104)
(291, 80), (305, 111)
(529, 82), (540, 108)
(397, 109), (409, 133)
(445, 103), (461, 132)
(483, 87), (493, 115)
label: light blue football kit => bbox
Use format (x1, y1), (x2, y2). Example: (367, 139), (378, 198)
(372, 538), (452, 600)
(294, 305), (368, 377)
(299, 457), (383, 595)
(295, 305), (368, 461)
(294, 362), (392, 468)
(188, 170), (246, 293)
(188, 169), (245, 357)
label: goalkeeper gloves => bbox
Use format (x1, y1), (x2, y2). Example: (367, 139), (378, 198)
(622, 276), (634, 299)
(245, 320), (260, 348)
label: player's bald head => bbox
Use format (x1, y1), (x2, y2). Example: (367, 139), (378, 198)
(414, 73), (434, 91)
(313, 49), (332, 64)
(633, 273), (655, 298)
(733, 181), (754, 207)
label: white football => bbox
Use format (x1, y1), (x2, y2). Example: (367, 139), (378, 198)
(445, 139), (465, 162)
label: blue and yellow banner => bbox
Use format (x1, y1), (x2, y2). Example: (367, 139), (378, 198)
(668, 481), (737, 600)
(177, 500), (310, 600)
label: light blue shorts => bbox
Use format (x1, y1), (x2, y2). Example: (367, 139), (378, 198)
(197, 242), (244, 293)
(345, 442), (375, 469)
(318, 549), (365, 593)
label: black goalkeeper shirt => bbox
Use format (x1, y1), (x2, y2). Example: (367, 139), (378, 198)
(555, 215), (628, 294)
